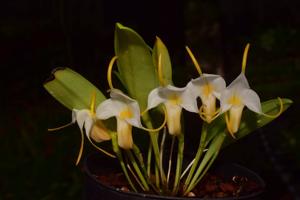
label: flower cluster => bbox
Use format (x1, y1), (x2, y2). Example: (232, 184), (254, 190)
(44, 23), (289, 196)
(83, 43), (281, 150)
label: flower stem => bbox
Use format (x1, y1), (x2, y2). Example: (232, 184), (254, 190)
(172, 133), (184, 195)
(133, 144), (147, 175)
(142, 114), (167, 185)
(147, 141), (152, 177)
(155, 163), (160, 189)
(183, 122), (208, 189)
(111, 133), (137, 192)
(167, 136), (175, 185)
(160, 128), (167, 186)
(126, 150), (150, 191)
(183, 132), (226, 195)
(126, 163), (146, 191)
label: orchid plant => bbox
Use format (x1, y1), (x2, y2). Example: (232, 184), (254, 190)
(44, 23), (292, 196)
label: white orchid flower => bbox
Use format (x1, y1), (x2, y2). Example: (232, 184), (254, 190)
(185, 46), (226, 123)
(96, 89), (144, 149)
(220, 44), (283, 137)
(220, 73), (262, 137)
(48, 92), (113, 165)
(146, 53), (198, 136)
(100, 56), (166, 149)
(187, 74), (226, 123)
(147, 85), (198, 136)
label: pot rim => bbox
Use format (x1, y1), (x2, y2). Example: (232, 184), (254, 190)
(84, 153), (265, 200)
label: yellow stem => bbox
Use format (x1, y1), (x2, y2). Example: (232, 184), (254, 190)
(242, 43), (250, 74)
(140, 107), (167, 132)
(87, 136), (116, 158)
(185, 46), (202, 76)
(48, 121), (73, 131)
(75, 130), (85, 165)
(262, 97), (283, 118)
(107, 56), (118, 89)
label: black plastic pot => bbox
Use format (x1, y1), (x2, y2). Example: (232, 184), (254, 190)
(83, 153), (265, 200)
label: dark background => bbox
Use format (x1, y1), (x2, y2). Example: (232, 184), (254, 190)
(1, 0), (300, 199)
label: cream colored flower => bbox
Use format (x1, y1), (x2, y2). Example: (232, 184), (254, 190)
(72, 108), (111, 143)
(49, 92), (113, 165)
(187, 74), (226, 123)
(96, 89), (143, 149)
(220, 73), (262, 137)
(147, 85), (198, 136)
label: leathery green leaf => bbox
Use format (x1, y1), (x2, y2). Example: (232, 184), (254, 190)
(114, 23), (159, 111)
(206, 98), (292, 148)
(44, 67), (106, 110)
(152, 36), (173, 85)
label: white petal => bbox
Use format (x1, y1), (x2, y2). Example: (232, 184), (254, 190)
(84, 116), (94, 138)
(128, 99), (141, 119)
(186, 77), (206, 98)
(147, 87), (166, 110)
(126, 117), (143, 128)
(72, 109), (77, 123)
(110, 89), (136, 105)
(165, 84), (187, 92)
(208, 76), (226, 99)
(220, 89), (233, 113)
(125, 101), (143, 128)
(241, 89), (262, 114)
(75, 109), (90, 132)
(161, 85), (198, 112)
(159, 85), (187, 98)
(228, 73), (250, 91)
(96, 99), (121, 119)
(187, 74), (226, 99)
(180, 88), (199, 113)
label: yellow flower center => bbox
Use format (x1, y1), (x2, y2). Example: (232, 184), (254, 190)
(168, 94), (182, 105)
(228, 94), (242, 106)
(202, 84), (214, 97)
(119, 107), (133, 119)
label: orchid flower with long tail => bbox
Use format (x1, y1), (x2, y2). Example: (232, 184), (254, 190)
(185, 46), (226, 123)
(220, 44), (283, 138)
(147, 55), (198, 136)
(97, 56), (166, 149)
(96, 88), (144, 149)
(48, 92), (114, 165)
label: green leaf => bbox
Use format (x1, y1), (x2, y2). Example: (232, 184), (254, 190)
(206, 98), (293, 148)
(44, 68), (106, 110)
(114, 23), (159, 111)
(152, 36), (173, 85)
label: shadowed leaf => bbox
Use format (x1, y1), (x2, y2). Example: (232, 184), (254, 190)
(44, 68), (106, 110)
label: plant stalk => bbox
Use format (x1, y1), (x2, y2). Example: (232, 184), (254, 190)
(111, 133), (137, 192)
(184, 133), (226, 195)
(184, 122), (208, 189)
(126, 150), (150, 191)
(172, 133), (184, 195)
(142, 114), (166, 184)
